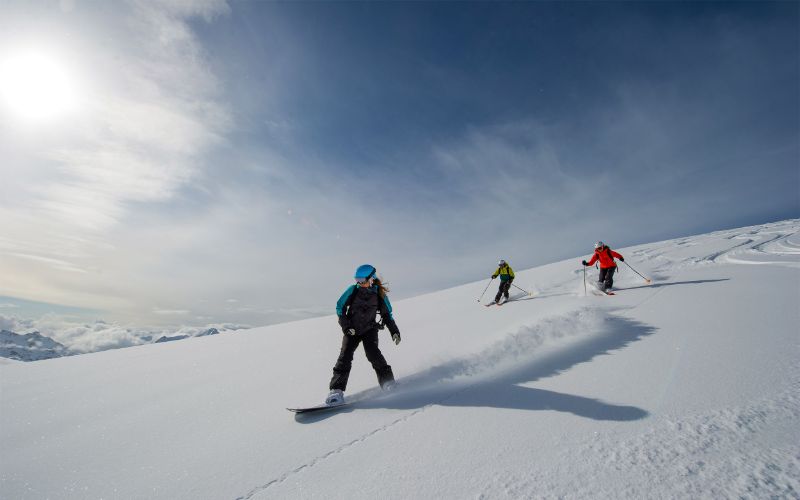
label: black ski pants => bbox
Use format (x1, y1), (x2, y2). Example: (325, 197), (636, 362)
(329, 329), (394, 391)
(598, 266), (616, 291)
(495, 281), (512, 302)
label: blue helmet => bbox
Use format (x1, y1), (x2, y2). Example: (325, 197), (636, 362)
(354, 264), (377, 283)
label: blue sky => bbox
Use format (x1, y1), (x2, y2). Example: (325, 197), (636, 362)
(0, 1), (797, 342)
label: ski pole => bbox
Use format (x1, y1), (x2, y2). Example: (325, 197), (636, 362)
(623, 261), (651, 284)
(583, 266), (586, 296)
(477, 278), (494, 302)
(512, 283), (533, 296)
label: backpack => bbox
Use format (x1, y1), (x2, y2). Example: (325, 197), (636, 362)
(342, 285), (388, 330)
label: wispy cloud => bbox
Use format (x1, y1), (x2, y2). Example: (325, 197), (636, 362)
(8, 252), (89, 273)
(153, 308), (190, 316)
(0, 0), (231, 313)
(37, 1), (231, 228)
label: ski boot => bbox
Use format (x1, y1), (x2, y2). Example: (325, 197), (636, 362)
(325, 389), (344, 405)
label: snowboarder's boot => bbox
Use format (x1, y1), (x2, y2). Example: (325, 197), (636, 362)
(325, 389), (344, 405)
(376, 365), (395, 389)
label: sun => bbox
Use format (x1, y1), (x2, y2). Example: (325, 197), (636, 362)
(0, 49), (79, 123)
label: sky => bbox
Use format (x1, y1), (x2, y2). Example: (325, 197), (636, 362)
(0, 1), (797, 347)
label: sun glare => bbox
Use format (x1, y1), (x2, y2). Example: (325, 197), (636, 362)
(0, 49), (79, 123)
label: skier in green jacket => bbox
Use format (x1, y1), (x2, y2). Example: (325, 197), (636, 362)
(491, 260), (515, 304)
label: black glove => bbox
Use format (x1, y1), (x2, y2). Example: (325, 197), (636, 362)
(581, 260), (587, 266)
(508, 278), (514, 284)
(619, 257), (624, 262)
(392, 332), (401, 345)
(491, 275), (497, 279)
(344, 327), (356, 336)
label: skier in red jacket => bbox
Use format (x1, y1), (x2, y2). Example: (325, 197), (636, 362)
(582, 241), (624, 292)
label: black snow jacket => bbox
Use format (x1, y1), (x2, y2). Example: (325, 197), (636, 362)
(337, 285), (399, 336)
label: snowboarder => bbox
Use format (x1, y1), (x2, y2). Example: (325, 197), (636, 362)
(582, 242), (624, 292)
(491, 260), (515, 304)
(326, 264), (401, 405)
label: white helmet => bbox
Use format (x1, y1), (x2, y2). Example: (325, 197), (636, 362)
(594, 241), (604, 249)
(498, 259), (507, 266)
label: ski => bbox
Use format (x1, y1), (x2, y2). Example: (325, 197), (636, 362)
(591, 283), (615, 296)
(486, 298), (509, 306)
(287, 402), (350, 414)
(485, 295), (525, 306)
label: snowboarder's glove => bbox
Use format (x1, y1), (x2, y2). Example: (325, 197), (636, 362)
(581, 260), (588, 266)
(491, 274), (497, 279)
(619, 257), (624, 261)
(345, 328), (356, 336)
(392, 333), (401, 345)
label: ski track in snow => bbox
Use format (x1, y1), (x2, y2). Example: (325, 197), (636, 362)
(626, 223), (799, 275)
(720, 229), (800, 268)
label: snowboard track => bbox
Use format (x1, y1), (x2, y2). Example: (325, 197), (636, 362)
(236, 393), (468, 499)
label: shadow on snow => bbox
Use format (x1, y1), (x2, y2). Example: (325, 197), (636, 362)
(296, 314), (656, 423)
(617, 278), (729, 292)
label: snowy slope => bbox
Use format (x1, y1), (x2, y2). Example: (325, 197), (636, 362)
(1, 220), (798, 499)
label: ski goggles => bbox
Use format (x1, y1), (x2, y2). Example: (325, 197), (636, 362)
(355, 269), (377, 283)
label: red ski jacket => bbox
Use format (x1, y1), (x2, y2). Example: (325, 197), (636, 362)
(586, 247), (623, 269)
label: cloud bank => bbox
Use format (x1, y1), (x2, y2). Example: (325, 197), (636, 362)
(0, 313), (247, 354)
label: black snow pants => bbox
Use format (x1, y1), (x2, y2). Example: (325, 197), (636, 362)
(495, 281), (512, 302)
(598, 266), (616, 291)
(329, 329), (394, 391)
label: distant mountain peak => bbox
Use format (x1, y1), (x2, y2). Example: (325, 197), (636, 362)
(153, 327), (220, 344)
(0, 330), (70, 362)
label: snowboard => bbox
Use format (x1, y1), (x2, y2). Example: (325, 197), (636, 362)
(287, 401), (350, 414)
(289, 383), (400, 414)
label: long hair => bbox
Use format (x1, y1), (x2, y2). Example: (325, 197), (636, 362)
(374, 278), (390, 298)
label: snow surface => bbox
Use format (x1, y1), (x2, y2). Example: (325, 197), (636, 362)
(1, 219), (798, 499)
